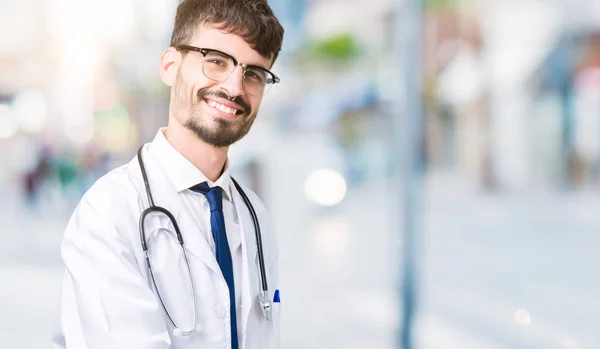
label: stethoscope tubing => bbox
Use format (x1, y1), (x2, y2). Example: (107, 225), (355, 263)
(136, 145), (269, 332)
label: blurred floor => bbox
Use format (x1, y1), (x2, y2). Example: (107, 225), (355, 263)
(419, 174), (600, 349)
(0, 172), (599, 348)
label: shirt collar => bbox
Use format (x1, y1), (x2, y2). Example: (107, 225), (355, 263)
(147, 128), (233, 200)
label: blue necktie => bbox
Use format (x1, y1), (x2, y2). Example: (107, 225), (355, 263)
(190, 182), (238, 349)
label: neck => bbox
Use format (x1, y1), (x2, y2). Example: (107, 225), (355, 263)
(164, 124), (228, 182)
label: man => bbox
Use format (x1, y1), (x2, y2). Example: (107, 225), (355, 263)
(51, 0), (284, 348)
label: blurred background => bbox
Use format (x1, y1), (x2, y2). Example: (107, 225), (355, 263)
(1, 0), (600, 348)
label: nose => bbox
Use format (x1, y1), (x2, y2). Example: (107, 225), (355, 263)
(219, 64), (245, 98)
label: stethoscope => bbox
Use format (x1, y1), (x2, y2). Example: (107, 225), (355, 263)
(136, 146), (272, 337)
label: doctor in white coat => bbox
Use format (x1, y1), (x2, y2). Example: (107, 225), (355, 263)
(52, 1), (285, 348)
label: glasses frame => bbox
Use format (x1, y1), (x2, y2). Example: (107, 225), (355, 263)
(175, 44), (280, 96)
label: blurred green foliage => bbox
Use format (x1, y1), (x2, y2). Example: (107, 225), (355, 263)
(312, 33), (361, 62)
(424, 0), (478, 10)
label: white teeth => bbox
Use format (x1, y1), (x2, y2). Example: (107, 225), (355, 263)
(207, 100), (238, 115)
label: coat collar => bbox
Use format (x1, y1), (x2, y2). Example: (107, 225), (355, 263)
(148, 127), (233, 200)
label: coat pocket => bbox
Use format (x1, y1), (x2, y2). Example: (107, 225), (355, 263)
(271, 289), (281, 349)
(273, 303), (281, 348)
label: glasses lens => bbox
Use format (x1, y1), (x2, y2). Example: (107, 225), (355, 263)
(198, 48), (277, 96)
(243, 67), (275, 96)
(202, 51), (234, 82)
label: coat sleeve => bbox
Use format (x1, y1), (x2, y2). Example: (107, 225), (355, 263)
(58, 193), (171, 349)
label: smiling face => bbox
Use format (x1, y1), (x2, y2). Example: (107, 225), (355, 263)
(166, 22), (274, 148)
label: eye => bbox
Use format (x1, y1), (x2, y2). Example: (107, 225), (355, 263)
(207, 58), (227, 66)
(245, 69), (266, 83)
(204, 52), (231, 68)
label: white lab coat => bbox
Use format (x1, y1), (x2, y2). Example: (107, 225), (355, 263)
(52, 143), (280, 349)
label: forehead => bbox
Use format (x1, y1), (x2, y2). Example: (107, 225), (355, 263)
(190, 23), (272, 68)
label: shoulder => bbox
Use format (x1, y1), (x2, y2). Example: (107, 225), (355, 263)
(81, 163), (139, 214)
(67, 160), (142, 237)
(61, 160), (146, 266)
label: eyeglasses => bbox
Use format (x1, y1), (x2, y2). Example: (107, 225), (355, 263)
(175, 44), (280, 96)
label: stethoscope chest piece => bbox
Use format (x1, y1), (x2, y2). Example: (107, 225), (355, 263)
(259, 291), (273, 322)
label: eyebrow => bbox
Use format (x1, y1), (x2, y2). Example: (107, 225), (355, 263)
(247, 63), (270, 71)
(215, 48), (270, 71)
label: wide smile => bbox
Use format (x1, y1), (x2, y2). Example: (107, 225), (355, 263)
(203, 98), (245, 118)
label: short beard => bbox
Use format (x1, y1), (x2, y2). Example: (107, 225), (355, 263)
(184, 112), (252, 148)
(175, 73), (256, 148)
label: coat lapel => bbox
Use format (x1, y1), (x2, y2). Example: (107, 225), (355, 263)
(231, 183), (258, 347)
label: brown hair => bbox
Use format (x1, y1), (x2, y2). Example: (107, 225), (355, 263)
(170, 0), (285, 64)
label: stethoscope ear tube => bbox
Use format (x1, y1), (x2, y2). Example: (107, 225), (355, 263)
(137, 146), (155, 208)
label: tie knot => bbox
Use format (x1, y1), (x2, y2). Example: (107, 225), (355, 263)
(190, 182), (223, 211)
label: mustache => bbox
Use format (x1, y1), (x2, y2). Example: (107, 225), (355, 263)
(197, 88), (250, 113)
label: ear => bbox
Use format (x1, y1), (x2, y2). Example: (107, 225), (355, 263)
(159, 47), (180, 87)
